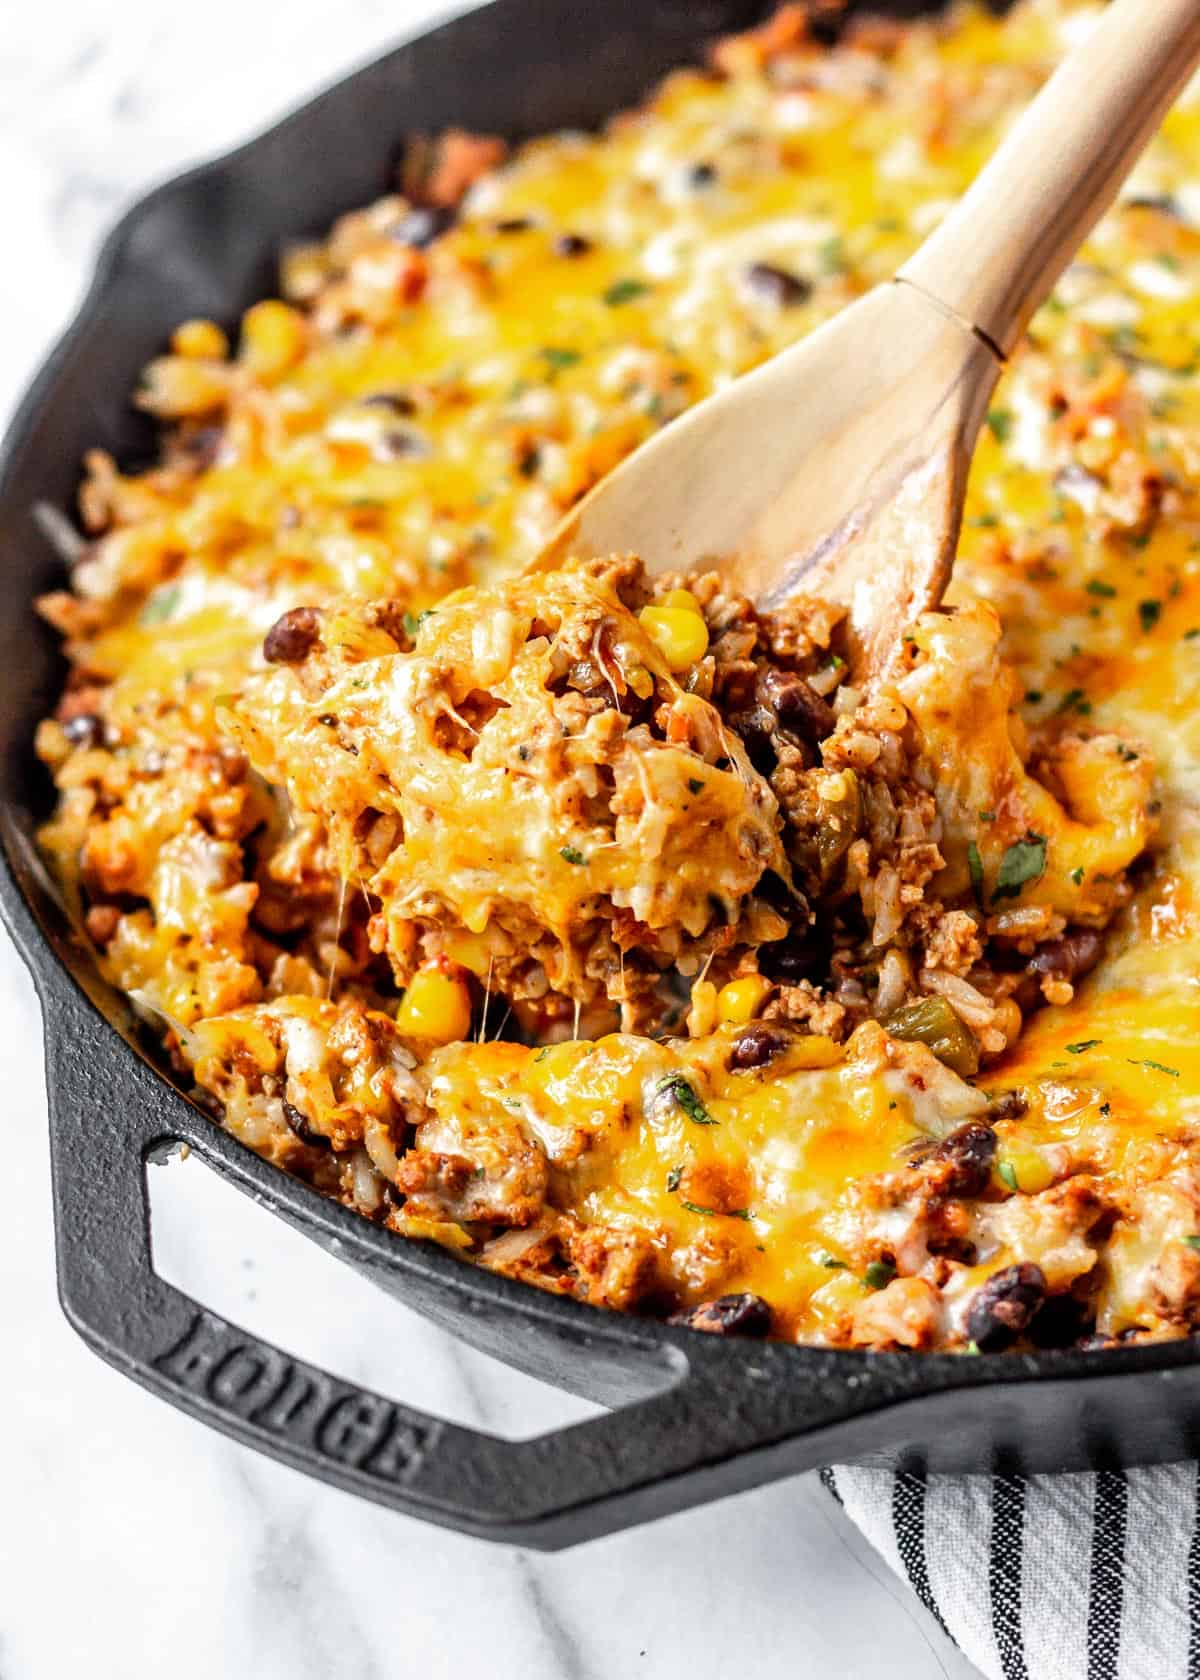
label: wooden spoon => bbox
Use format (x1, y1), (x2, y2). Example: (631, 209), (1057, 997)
(531, 0), (1200, 682)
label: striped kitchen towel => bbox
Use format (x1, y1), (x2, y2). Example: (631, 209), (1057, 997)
(822, 1463), (1200, 1679)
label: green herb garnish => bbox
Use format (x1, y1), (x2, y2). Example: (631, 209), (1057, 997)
(997, 1160), (1019, 1192)
(992, 833), (1048, 904)
(603, 278), (650, 307)
(1139, 599), (1163, 633)
(658, 1074), (717, 1126)
(1086, 579), (1117, 598)
(140, 584), (182, 625)
(541, 347), (581, 371)
(666, 1166), (683, 1193)
(986, 409), (1013, 444)
(1066, 1040), (1101, 1054)
(815, 1250), (847, 1270)
(1056, 688), (1091, 716)
(1185, 1235), (1200, 1251)
(681, 1201), (750, 1220)
(1128, 1058), (1180, 1077)
(967, 840), (984, 905)
(863, 1259), (896, 1290)
(559, 845), (587, 865)
(1070, 867), (1085, 885)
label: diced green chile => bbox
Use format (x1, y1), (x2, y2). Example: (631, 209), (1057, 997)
(884, 995), (979, 1077)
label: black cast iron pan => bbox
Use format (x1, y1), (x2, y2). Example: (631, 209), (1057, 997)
(3, 0), (1198, 1551)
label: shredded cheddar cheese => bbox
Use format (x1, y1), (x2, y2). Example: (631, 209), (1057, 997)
(32, 1), (1200, 1349)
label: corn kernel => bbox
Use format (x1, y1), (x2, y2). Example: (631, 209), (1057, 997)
(396, 967), (472, 1043)
(783, 1034), (844, 1070)
(239, 300), (307, 379)
(172, 318), (229, 360)
(662, 588), (703, 613)
(717, 974), (774, 1025)
(444, 930), (492, 976)
(997, 1147), (1055, 1195)
(638, 604), (710, 671)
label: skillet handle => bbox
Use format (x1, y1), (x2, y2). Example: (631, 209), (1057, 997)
(41, 965), (913, 1547)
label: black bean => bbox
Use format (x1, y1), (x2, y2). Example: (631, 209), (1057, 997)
(669, 1292), (772, 1337)
(727, 704), (778, 773)
(758, 667), (835, 742)
(759, 925), (828, 983)
(728, 1023), (789, 1071)
(63, 712), (105, 749)
(393, 206), (456, 248)
(553, 232), (593, 258)
(742, 262), (813, 307)
(1027, 1293), (1090, 1349)
(282, 1100), (331, 1150)
(361, 391), (417, 415)
(379, 427), (430, 461)
(180, 424), (223, 470)
(966, 1262), (1047, 1352)
(263, 606), (321, 665)
(1027, 929), (1104, 982)
(931, 1121), (997, 1198)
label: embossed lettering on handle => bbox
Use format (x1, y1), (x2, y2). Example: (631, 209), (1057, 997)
(153, 1312), (437, 1484)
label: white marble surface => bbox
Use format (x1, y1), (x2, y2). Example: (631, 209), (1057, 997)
(0, 6), (986, 1676)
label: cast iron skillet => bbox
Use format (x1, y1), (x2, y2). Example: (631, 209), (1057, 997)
(3, 0), (1199, 1552)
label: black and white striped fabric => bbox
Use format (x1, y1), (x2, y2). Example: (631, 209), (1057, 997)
(822, 1463), (1200, 1679)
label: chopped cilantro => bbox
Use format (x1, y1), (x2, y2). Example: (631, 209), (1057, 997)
(1128, 1058), (1180, 1077)
(819, 235), (848, 273)
(560, 845), (586, 865)
(979, 810), (996, 822)
(658, 1074), (717, 1126)
(1086, 579), (1117, 598)
(1185, 628), (1200, 641)
(1070, 866), (1085, 885)
(815, 1250), (847, 1269)
(140, 584), (182, 625)
(1066, 1040), (1101, 1054)
(1056, 687), (1091, 716)
(533, 1048), (551, 1063)
(1099, 1102), (1111, 1117)
(603, 277), (650, 307)
(863, 1259), (896, 1290)
(985, 409), (1013, 444)
(1185, 1236), (1200, 1251)
(997, 1160), (1019, 1192)
(666, 1166), (683, 1193)
(967, 840), (984, 905)
(1139, 598), (1163, 633)
(541, 347), (581, 371)
(681, 1201), (750, 1220)
(992, 833), (1048, 904)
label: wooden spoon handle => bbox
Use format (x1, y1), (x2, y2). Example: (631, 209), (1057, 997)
(897, 0), (1200, 356)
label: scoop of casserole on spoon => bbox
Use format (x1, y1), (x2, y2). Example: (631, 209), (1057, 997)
(532, 0), (1200, 681)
